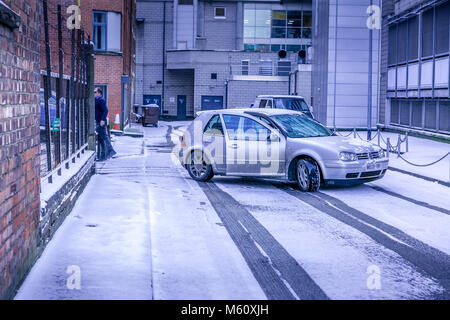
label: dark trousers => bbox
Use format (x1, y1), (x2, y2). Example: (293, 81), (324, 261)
(96, 123), (115, 160)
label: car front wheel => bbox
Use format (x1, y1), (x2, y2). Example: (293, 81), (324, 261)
(187, 150), (214, 182)
(296, 158), (321, 192)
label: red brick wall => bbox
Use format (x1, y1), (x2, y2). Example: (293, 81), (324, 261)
(0, 0), (42, 299)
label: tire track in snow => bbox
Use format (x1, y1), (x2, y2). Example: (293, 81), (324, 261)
(198, 181), (329, 300)
(367, 185), (450, 216)
(275, 183), (450, 299)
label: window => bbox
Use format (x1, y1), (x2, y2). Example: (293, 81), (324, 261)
(93, 12), (107, 51)
(215, 7), (226, 19)
(93, 11), (122, 52)
(241, 60), (249, 75)
(211, 73), (217, 80)
(439, 101), (450, 132)
(204, 115), (224, 136)
(422, 9), (434, 58)
(424, 101), (436, 129)
(388, 25), (397, 65)
(223, 115), (271, 141)
(243, 9), (312, 52)
(408, 17), (419, 61)
(390, 99), (399, 124)
(259, 100), (267, 108)
(259, 60), (272, 76)
(411, 101), (422, 128)
(178, 0), (193, 4)
(435, 2), (449, 55)
(397, 21), (407, 63)
(400, 100), (410, 125)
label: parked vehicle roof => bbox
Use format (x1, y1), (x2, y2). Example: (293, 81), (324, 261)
(196, 108), (303, 118)
(256, 95), (306, 99)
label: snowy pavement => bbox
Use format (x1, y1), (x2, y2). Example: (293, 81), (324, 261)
(16, 121), (450, 300)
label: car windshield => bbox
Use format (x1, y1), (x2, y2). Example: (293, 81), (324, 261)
(273, 98), (309, 112)
(270, 114), (332, 138)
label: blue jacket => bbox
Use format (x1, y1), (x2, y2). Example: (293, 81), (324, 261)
(95, 96), (108, 124)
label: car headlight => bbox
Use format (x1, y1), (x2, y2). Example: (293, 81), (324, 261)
(339, 152), (357, 161)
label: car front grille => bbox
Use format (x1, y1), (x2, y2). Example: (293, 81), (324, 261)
(356, 153), (369, 160)
(370, 152), (380, 159)
(356, 152), (380, 160)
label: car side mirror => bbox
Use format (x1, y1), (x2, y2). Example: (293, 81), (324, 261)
(268, 132), (279, 142)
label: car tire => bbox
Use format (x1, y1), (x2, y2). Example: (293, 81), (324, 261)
(296, 158), (321, 192)
(187, 150), (214, 182)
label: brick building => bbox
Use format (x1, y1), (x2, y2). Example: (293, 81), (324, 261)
(42, 0), (136, 130)
(0, 0), (42, 299)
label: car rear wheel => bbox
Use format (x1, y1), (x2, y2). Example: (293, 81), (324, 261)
(296, 159), (320, 192)
(187, 150), (214, 182)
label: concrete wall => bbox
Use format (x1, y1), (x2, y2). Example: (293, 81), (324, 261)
(227, 80), (289, 108)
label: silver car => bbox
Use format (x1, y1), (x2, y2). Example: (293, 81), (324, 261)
(179, 109), (388, 192)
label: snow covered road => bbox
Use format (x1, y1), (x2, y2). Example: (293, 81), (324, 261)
(16, 121), (450, 300)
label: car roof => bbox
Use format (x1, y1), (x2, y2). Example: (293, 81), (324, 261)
(196, 108), (302, 117)
(257, 95), (305, 99)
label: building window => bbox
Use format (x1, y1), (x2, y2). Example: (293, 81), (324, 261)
(93, 12), (107, 51)
(435, 2), (449, 55)
(178, 0), (193, 5)
(241, 60), (249, 75)
(93, 11), (122, 52)
(422, 9), (434, 58)
(211, 73), (217, 80)
(244, 8), (312, 52)
(215, 7), (226, 19)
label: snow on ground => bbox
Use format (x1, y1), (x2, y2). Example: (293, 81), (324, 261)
(17, 120), (450, 300)
(214, 177), (444, 300)
(320, 176), (450, 256)
(16, 174), (153, 300)
(143, 123), (266, 300)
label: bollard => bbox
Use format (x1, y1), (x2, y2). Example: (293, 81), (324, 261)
(405, 132), (409, 153)
(386, 137), (390, 158)
(397, 134), (401, 158)
(377, 129), (380, 147)
(353, 127), (356, 139)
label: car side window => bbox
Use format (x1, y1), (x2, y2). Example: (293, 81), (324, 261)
(223, 115), (271, 141)
(203, 115), (224, 136)
(266, 99), (272, 108)
(259, 99), (267, 108)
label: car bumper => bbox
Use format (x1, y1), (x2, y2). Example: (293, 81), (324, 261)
(321, 158), (389, 181)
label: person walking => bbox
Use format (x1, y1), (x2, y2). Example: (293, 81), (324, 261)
(95, 87), (117, 161)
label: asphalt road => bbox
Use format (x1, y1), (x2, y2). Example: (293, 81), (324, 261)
(95, 122), (450, 300)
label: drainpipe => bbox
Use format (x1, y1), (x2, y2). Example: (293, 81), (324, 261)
(162, 1), (166, 115)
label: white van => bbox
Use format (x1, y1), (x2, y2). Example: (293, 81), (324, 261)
(251, 95), (314, 119)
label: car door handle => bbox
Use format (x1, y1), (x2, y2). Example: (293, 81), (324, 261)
(229, 143), (239, 149)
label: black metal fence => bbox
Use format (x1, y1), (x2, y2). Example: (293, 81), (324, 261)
(41, 1), (93, 182)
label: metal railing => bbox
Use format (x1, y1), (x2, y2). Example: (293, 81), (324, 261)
(333, 128), (450, 169)
(229, 62), (294, 77)
(40, 1), (93, 183)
